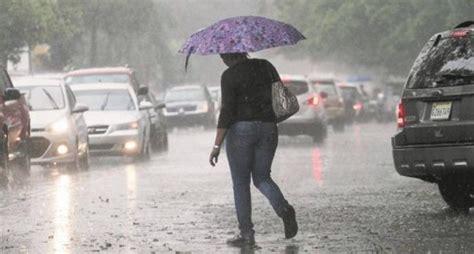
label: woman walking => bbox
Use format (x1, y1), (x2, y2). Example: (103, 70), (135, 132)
(209, 53), (298, 247)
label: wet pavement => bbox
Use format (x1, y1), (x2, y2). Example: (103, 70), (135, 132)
(1, 122), (474, 253)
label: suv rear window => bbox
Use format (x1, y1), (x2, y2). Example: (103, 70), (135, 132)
(313, 81), (337, 96)
(407, 34), (474, 89)
(284, 80), (309, 95)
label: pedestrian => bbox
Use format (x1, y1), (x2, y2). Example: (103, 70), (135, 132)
(209, 52), (298, 247)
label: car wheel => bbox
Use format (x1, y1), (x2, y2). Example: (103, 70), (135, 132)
(10, 139), (31, 176)
(79, 146), (90, 170)
(438, 177), (474, 212)
(149, 126), (160, 152)
(66, 143), (85, 171)
(161, 132), (169, 151)
(0, 133), (9, 187)
(136, 136), (151, 161)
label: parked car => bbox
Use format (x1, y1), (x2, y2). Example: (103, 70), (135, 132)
(71, 83), (152, 159)
(13, 77), (90, 170)
(279, 75), (328, 142)
(392, 21), (474, 211)
(65, 66), (143, 91)
(372, 78), (404, 122)
(164, 84), (216, 128)
(338, 83), (364, 124)
(142, 91), (168, 151)
(208, 86), (221, 124)
(310, 78), (345, 131)
(0, 67), (31, 185)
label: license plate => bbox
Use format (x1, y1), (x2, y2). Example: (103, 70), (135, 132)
(431, 101), (452, 121)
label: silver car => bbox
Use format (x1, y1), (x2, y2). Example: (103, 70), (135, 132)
(71, 83), (152, 159)
(13, 77), (90, 169)
(278, 75), (328, 142)
(164, 85), (216, 128)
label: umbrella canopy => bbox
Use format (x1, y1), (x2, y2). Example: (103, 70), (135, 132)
(179, 16), (305, 69)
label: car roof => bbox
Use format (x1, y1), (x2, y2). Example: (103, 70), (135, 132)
(280, 74), (308, 83)
(12, 77), (63, 87)
(69, 82), (131, 91)
(65, 67), (133, 77)
(434, 23), (474, 40)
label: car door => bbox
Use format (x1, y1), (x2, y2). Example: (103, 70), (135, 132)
(65, 85), (88, 153)
(0, 69), (27, 152)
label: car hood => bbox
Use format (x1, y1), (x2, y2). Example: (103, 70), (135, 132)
(166, 100), (206, 107)
(83, 111), (140, 126)
(30, 110), (68, 129)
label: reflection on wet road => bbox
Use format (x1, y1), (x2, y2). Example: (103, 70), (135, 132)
(52, 175), (71, 254)
(1, 123), (474, 253)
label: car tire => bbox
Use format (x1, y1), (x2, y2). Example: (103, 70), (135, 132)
(159, 132), (169, 152)
(0, 132), (9, 187)
(137, 135), (151, 161)
(10, 139), (31, 176)
(67, 143), (86, 171)
(79, 146), (90, 170)
(438, 177), (474, 212)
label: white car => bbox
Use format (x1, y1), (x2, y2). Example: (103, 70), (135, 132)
(71, 83), (152, 159)
(13, 77), (90, 169)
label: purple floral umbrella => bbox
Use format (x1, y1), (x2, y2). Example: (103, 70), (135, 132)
(179, 16), (305, 69)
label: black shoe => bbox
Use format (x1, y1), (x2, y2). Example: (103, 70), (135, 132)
(282, 204), (298, 239)
(226, 234), (255, 247)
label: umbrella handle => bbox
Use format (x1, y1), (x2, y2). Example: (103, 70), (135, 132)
(185, 47), (193, 72)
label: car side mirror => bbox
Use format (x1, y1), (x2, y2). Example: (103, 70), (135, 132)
(137, 86), (149, 96)
(72, 103), (89, 113)
(4, 88), (21, 101)
(320, 91), (328, 99)
(139, 101), (154, 110)
(155, 102), (166, 110)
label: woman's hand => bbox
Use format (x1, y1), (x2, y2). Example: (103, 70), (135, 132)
(209, 147), (220, 166)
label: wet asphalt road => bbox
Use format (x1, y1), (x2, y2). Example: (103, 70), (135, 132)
(1, 122), (474, 253)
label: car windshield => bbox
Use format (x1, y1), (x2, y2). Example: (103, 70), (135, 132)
(313, 81), (337, 96)
(284, 80), (309, 96)
(66, 74), (130, 85)
(74, 89), (135, 111)
(340, 87), (361, 101)
(407, 34), (474, 89)
(17, 86), (65, 111)
(166, 88), (205, 102)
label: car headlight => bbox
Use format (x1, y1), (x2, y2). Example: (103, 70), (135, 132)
(114, 121), (139, 131)
(197, 102), (209, 112)
(48, 118), (69, 133)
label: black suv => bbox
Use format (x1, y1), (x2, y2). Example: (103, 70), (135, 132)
(392, 21), (474, 211)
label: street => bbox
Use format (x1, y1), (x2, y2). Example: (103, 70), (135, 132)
(1, 122), (473, 253)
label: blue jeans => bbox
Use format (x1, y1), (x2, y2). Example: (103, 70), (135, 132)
(226, 121), (288, 236)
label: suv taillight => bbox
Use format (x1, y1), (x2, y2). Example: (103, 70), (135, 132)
(397, 102), (405, 128)
(307, 95), (320, 106)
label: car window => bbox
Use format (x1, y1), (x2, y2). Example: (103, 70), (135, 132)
(313, 81), (337, 96)
(340, 87), (361, 101)
(74, 89), (136, 111)
(66, 74), (130, 85)
(407, 34), (474, 89)
(165, 88), (206, 102)
(17, 86), (65, 111)
(283, 80), (309, 96)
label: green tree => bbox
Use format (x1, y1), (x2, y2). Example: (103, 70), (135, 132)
(0, 0), (55, 66)
(276, 0), (473, 76)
